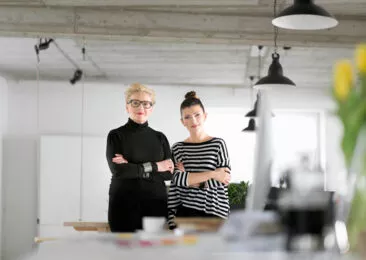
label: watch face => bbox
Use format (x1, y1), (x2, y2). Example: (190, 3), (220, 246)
(143, 162), (153, 173)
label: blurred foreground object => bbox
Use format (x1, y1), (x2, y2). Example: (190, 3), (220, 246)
(332, 44), (366, 253)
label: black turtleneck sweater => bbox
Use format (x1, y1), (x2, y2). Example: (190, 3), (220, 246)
(106, 118), (172, 199)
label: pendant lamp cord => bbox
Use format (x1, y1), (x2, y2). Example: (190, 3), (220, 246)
(36, 47), (40, 132)
(258, 48), (261, 79)
(82, 38), (86, 61)
(257, 45), (263, 80)
(249, 76), (254, 106)
(273, 0), (279, 54)
(79, 71), (85, 222)
(35, 41), (41, 231)
(256, 45), (263, 98)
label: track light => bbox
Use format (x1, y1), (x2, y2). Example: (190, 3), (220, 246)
(34, 38), (85, 84)
(34, 38), (53, 55)
(34, 38), (53, 54)
(38, 38), (53, 50)
(34, 38), (54, 63)
(70, 69), (83, 85)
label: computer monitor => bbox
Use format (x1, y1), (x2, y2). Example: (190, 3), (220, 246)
(245, 90), (273, 211)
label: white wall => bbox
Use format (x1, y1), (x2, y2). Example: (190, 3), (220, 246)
(324, 114), (347, 191)
(0, 76), (9, 260)
(2, 79), (345, 260)
(2, 78), (38, 260)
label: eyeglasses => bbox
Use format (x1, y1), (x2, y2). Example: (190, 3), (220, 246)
(128, 99), (153, 109)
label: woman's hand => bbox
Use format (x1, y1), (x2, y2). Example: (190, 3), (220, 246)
(176, 161), (185, 172)
(212, 167), (231, 185)
(112, 154), (128, 164)
(157, 159), (174, 173)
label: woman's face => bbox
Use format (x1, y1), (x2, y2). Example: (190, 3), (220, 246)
(181, 105), (207, 135)
(126, 92), (154, 124)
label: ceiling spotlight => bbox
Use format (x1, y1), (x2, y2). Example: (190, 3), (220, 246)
(38, 38), (53, 51)
(272, 0), (338, 30)
(70, 69), (83, 85)
(34, 38), (54, 63)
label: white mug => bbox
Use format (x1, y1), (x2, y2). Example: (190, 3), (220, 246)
(142, 217), (166, 233)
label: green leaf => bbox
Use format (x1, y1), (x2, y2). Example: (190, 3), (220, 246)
(228, 181), (249, 207)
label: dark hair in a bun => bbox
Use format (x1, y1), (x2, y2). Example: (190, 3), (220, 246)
(180, 91), (205, 115)
(185, 91), (198, 100)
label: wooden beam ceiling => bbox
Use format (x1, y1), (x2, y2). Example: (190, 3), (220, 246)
(0, 0), (260, 6)
(0, 6), (364, 48)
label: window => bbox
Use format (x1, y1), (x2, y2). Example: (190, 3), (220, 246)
(205, 108), (322, 185)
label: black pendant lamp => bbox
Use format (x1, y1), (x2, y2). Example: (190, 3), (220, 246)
(272, 0), (338, 30)
(245, 93), (275, 117)
(254, 1), (295, 90)
(254, 52), (295, 90)
(242, 118), (256, 132)
(245, 93), (259, 117)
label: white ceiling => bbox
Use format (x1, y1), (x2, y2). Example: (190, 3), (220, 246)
(0, 0), (363, 88)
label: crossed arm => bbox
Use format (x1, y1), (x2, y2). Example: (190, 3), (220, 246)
(173, 139), (231, 187)
(175, 161), (231, 187)
(106, 131), (173, 180)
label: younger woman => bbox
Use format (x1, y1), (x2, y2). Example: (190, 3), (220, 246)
(167, 91), (231, 229)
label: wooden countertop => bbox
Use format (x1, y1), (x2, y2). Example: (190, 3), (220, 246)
(63, 218), (224, 232)
(63, 221), (110, 232)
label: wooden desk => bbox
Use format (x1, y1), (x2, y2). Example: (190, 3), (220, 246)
(63, 222), (110, 232)
(34, 237), (58, 244)
(63, 218), (223, 233)
(174, 217), (224, 232)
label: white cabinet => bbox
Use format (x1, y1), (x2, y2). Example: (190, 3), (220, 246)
(39, 135), (110, 236)
(80, 137), (110, 221)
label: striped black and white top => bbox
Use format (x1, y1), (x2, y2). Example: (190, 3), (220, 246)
(167, 137), (230, 228)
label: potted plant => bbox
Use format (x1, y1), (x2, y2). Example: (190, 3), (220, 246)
(332, 44), (366, 252)
(228, 181), (249, 210)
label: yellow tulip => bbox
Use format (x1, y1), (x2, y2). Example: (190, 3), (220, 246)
(355, 44), (366, 73)
(333, 60), (353, 101)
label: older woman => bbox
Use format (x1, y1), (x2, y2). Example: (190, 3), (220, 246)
(106, 83), (173, 232)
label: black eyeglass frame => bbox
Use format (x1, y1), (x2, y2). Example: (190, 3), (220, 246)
(127, 99), (154, 109)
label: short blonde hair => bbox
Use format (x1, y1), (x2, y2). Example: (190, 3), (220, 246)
(124, 83), (156, 104)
